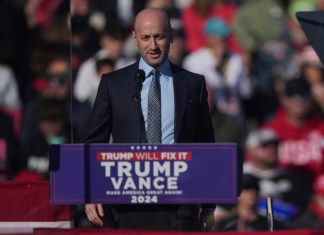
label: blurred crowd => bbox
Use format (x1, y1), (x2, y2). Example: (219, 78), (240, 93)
(1, 0), (324, 231)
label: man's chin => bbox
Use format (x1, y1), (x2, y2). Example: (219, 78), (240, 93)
(147, 59), (163, 67)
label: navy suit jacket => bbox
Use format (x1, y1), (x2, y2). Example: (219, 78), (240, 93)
(84, 60), (215, 231)
(85, 61), (215, 144)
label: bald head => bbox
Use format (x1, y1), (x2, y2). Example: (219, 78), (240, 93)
(132, 8), (173, 67)
(134, 8), (171, 34)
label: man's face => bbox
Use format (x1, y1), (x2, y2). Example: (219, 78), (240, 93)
(303, 65), (324, 85)
(101, 36), (124, 60)
(39, 120), (63, 138)
(282, 94), (312, 120)
(45, 59), (70, 99)
(132, 12), (173, 68)
(238, 189), (258, 209)
(249, 141), (278, 169)
(206, 35), (226, 60)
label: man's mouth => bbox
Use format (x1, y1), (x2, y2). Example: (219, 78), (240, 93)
(148, 51), (161, 59)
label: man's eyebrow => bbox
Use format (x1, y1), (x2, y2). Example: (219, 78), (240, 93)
(140, 33), (166, 37)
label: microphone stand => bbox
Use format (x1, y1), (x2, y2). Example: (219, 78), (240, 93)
(133, 70), (147, 143)
(267, 197), (274, 232)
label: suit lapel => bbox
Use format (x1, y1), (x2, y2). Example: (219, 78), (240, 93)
(172, 64), (188, 142)
(123, 62), (139, 99)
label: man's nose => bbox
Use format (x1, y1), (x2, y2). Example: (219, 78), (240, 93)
(150, 38), (157, 49)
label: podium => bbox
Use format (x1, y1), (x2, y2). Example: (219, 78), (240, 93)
(50, 143), (238, 205)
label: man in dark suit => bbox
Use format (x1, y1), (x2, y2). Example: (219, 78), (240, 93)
(84, 8), (215, 231)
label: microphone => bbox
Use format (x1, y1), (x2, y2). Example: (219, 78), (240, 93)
(133, 69), (146, 102)
(133, 69), (148, 142)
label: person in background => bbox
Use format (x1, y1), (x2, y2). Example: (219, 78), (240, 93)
(232, 0), (288, 54)
(214, 174), (284, 231)
(81, 57), (115, 107)
(146, 0), (182, 26)
(21, 56), (91, 144)
(18, 98), (70, 180)
(292, 174), (324, 229)
(0, 64), (22, 138)
(182, 0), (240, 53)
(232, 0), (294, 123)
(73, 24), (133, 104)
(263, 76), (324, 184)
(87, 0), (147, 30)
(183, 17), (253, 124)
(244, 128), (311, 225)
(182, 0), (217, 53)
(299, 45), (324, 118)
(168, 27), (186, 66)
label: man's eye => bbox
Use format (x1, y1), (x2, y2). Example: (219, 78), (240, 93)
(156, 35), (165, 40)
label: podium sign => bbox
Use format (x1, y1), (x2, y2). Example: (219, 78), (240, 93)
(50, 144), (237, 205)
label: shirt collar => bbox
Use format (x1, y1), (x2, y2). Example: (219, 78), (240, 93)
(139, 58), (172, 79)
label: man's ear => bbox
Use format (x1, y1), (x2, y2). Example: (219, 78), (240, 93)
(170, 29), (174, 43)
(132, 30), (138, 46)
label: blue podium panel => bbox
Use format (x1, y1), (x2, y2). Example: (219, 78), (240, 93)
(50, 144), (238, 205)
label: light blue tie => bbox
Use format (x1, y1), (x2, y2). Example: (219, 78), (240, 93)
(147, 69), (161, 143)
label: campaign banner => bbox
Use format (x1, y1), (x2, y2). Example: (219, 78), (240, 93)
(50, 144), (238, 205)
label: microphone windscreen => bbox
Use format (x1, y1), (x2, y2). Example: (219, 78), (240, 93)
(133, 69), (146, 102)
(136, 69), (146, 82)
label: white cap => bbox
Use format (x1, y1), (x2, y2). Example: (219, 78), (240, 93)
(245, 128), (278, 148)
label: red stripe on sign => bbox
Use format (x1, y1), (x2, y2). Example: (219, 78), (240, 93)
(97, 152), (192, 161)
